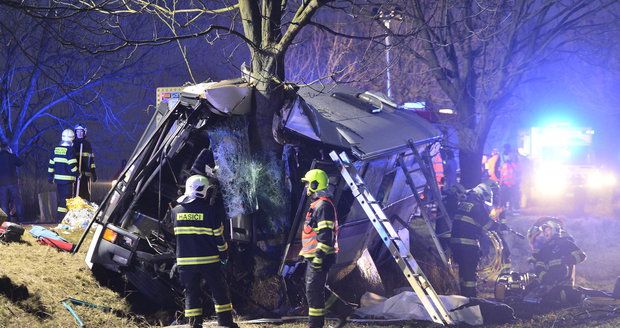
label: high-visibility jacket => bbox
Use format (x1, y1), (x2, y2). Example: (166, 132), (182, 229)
(532, 236), (586, 286)
(73, 138), (96, 177)
(172, 198), (228, 266)
(500, 162), (517, 187)
(450, 192), (499, 247)
(485, 154), (500, 182)
(432, 153), (444, 187)
(48, 146), (78, 184)
(299, 196), (339, 260)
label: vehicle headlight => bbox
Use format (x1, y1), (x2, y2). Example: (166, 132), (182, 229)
(587, 170), (616, 189)
(534, 167), (568, 195)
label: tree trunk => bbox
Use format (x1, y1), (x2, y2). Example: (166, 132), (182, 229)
(249, 53), (285, 155)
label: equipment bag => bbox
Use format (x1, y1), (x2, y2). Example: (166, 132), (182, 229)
(0, 221), (25, 242)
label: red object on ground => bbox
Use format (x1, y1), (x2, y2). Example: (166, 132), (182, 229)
(37, 237), (74, 252)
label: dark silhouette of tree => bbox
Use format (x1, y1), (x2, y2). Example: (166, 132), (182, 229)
(0, 9), (151, 157)
(392, 0), (620, 187)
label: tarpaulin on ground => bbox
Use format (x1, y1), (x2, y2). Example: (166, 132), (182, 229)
(353, 291), (484, 325)
(29, 225), (74, 252)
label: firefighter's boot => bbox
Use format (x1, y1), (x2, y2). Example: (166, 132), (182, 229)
(216, 310), (238, 328)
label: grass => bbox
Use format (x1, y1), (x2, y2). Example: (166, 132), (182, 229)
(2, 213), (620, 327)
(0, 227), (142, 328)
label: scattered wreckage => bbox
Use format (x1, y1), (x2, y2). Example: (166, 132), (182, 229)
(75, 79), (472, 324)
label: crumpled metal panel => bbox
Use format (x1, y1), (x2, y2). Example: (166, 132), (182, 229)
(286, 84), (442, 160)
(182, 79), (252, 116)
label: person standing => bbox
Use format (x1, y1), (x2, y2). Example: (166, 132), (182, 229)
(171, 175), (237, 328)
(48, 129), (78, 222)
(450, 182), (505, 297)
(0, 142), (24, 222)
(73, 124), (97, 201)
(485, 148), (501, 183)
(299, 169), (352, 328)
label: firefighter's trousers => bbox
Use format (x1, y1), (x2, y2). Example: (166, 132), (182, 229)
(452, 244), (481, 297)
(305, 260), (352, 328)
(179, 264), (234, 328)
(55, 182), (74, 222)
(76, 175), (91, 201)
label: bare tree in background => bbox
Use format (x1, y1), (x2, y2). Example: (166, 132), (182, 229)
(0, 10), (148, 157)
(393, 0), (620, 187)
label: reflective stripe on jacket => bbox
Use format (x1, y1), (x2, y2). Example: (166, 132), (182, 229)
(172, 198), (228, 266)
(48, 146), (78, 184)
(299, 196), (339, 258)
(73, 139), (96, 175)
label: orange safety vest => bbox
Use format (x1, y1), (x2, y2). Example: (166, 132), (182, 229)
(432, 153), (444, 187)
(500, 162), (517, 187)
(299, 196), (339, 258)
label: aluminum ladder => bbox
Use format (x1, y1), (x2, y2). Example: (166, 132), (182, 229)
(396, 139), (452, 267)
(330, 150), (455, 326)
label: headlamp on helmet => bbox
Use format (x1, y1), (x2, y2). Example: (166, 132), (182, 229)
(301, 169), (329, 195)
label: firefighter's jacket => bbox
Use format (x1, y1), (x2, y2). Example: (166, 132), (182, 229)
(532, 236), (586, 286)
(450, 192), (500, 248)
(171, 198), (228, 267)
(48, 145), (78, 184)
(299, 193), (339, 265)
(73, 138), (96, 177)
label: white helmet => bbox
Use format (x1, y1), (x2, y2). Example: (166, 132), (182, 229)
(176, 175), (213, 204)
(74, 123), (87, 137)
(61, 129), (75, 146)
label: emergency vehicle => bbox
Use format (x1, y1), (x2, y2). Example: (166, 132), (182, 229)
(518, 123), (616, 211)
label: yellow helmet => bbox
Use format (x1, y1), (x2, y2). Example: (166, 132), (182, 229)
(301, 169), (329, 193)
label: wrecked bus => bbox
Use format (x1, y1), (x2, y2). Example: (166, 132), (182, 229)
(79, 79), (453, 310)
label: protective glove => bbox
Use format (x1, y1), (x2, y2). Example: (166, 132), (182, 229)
(310, 257), (323, 271)
(220, 251), (229, 265)
(48, 178), (54, 184)
(92, 171), (98, 182)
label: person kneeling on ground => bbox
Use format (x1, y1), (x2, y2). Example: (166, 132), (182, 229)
(525, 217), (586, 306)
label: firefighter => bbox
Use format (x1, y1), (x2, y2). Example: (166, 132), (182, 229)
(48, 129), (78, 222)
(73, 124), (97, 201)
(171, 175), (237, 328)
(485, 148), (501, 183)
(526, 218), (586, 305)
(300, 169), (352, 328)
(450, 181), (505, 297)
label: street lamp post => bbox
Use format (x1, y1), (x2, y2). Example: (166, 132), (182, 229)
(377, 9), (402, 99)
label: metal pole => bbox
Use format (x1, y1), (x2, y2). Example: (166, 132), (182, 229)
(384, 18), (392, 98)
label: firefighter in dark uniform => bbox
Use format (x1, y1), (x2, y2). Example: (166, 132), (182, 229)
(73, 124), (97, 201)
(171, 175), (238, 328)
(48, 129), (78, 222)
(450, 182), (504, 297)
(526, 218), (586, 305)
(300, 169), (352, 328)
